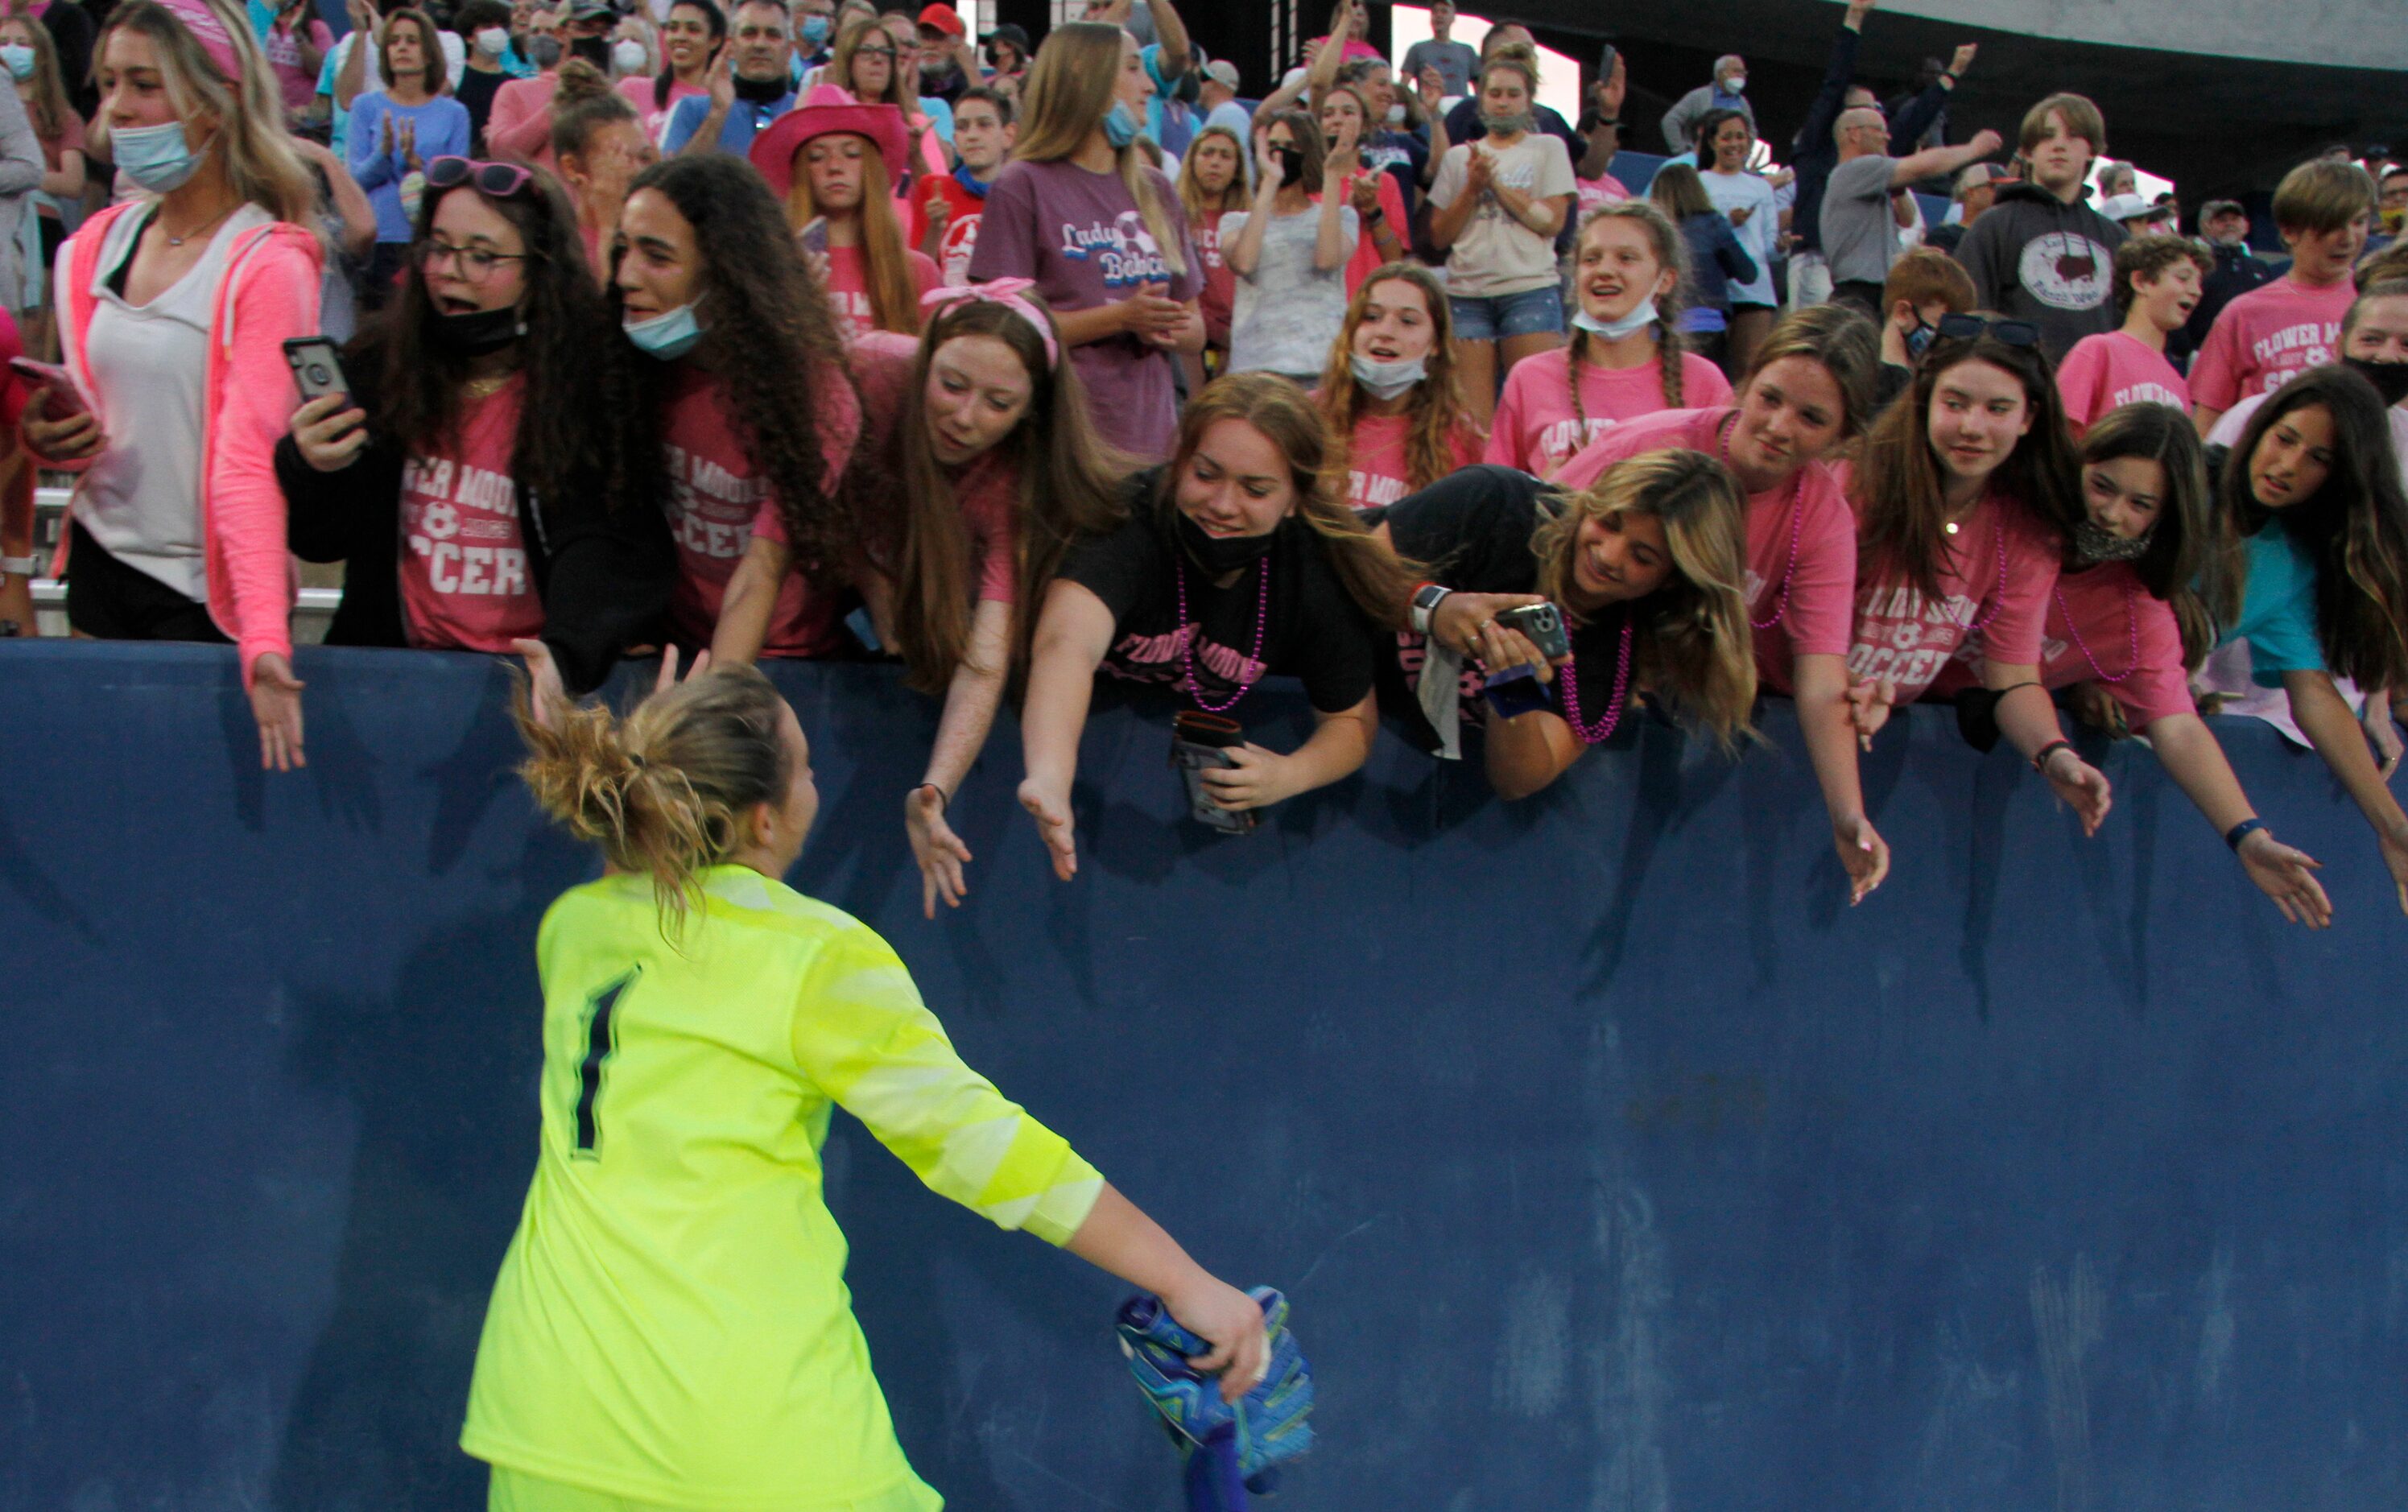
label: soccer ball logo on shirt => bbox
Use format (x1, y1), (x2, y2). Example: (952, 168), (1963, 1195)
(2016, 232), (2116, 312)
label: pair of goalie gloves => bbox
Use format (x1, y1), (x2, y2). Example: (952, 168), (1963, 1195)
(1117, 1287), (1316, 1512)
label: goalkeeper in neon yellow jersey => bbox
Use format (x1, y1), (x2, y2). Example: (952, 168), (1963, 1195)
(461, 645), (1270, 1512)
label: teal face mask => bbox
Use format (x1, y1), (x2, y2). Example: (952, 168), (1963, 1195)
(114, 120), (210, 194)
(624, 303), (704, 360)
(1102, 101), (1139, 149)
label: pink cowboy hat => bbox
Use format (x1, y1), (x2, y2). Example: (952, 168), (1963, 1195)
(750, 85), (911, 198)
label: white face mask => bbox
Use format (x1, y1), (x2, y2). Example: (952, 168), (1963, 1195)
(1572, 298), (1660, 342)
(1385, 103), (1406, 125)
(612, 36), (648, 72)
(473, 26), (508, 56)
(1349, 350), (1427, 399)
(1723, 74), (1746, 93)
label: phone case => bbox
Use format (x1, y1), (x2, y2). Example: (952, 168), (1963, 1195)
(1171, 739), (1257, 834)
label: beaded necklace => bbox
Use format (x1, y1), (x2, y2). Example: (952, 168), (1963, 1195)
(1714, 411), (1805, 631)
(2051, 573), (2141, 684)
(1173, 552), (1270, 714)
(1551, 611), (1635, 744)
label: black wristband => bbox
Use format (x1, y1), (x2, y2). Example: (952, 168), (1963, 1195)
(2224, 817), (2266, 853)
(2030, 738), (2073, 775)
(915, 781), (948, 812)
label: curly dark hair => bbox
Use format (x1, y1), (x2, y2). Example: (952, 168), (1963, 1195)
(617, 154), (857, 585)
(360, 167), (641, 520)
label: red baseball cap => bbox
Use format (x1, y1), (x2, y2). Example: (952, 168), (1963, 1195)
(916, 3), (964, 37)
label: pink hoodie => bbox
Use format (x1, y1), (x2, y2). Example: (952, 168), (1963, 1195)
(52, 201), (325, 686)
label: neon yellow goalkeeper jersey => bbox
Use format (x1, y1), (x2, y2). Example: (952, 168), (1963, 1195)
(461, 866), (1104, 1510)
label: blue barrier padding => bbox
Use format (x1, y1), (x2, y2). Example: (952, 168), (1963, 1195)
(3, 642), (2404, 1510)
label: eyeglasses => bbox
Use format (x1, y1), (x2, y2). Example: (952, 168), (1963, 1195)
(424, 155), (535, 199)
(854, 43), (895, 58)
(1936, 312), (2040, 348)
(414, 235), (531, 280)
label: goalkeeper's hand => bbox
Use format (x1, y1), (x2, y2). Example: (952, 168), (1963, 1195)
(1165, 1279), (1269, 1402)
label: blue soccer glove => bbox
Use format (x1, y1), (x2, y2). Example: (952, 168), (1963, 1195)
(1117, 1286), (1313, 1496)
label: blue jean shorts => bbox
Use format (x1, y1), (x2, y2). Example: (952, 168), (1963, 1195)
(1448, 284), (1566, 341)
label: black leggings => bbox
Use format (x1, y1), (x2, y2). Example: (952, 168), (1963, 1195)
(64, 519), (226, 643)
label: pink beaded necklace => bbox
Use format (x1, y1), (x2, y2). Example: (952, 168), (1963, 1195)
(1173, 553), (1270, 713)
(2051, 575), (2141, 684)
(1714, 411), (1805, 632)
(1551, 613), (1635, 744)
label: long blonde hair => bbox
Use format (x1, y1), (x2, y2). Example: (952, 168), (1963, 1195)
(1014, 21), (1186, 277)
(1534, 449), (1757, 746)
(1314, 263), (1476, 497)
(785, 138), (920, 334)
(93, 0), (319, 226)
(515, 665), (793, 936)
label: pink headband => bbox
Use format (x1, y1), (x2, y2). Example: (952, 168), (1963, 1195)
(155, 0), (243, 84)
(919, 278), (1059, 372)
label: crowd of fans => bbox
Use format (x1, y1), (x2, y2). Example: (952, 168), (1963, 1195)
(2, 0), (2406, 928)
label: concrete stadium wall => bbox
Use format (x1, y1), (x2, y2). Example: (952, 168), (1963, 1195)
(3, 642), (2404, 1510)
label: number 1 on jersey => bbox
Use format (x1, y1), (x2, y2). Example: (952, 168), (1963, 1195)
(574, 969), (637, 1157)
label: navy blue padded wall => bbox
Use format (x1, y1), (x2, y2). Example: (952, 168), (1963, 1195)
(2, 642), (2404, 1511)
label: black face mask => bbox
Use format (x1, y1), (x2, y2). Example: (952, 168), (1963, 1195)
(733, 69), (789, 103)
(527, 34), (562, 68)
(1273, 145), (1305, 186)
(1176, 510), (1280, 575)
(2345, 354), (2408, 408)
(2071, 517), (2153, 564)
(569, 34), (609, 67)
(431, 304), (524, 357)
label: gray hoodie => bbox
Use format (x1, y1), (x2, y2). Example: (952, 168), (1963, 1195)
(1952, 181), (2128, 361)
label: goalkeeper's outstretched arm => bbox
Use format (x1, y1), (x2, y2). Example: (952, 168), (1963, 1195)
(1068, 1184), (1270, 1402)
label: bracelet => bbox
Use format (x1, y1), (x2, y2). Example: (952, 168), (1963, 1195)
(0, 554), (35, 577)
(915, 781), (948, 812)
(2030, 738), (2073, 775)
(2224, 817), (2266, 853)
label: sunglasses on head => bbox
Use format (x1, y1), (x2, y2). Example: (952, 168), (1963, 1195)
(1937, 312), (2040, 349)
(424, 155), (537, 199)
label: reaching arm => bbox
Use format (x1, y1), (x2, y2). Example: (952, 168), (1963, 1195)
(1064, 1186), (1269, 1403)
(1017, 578), (1116, 881)
(709, 533), (791, 665)
(1794, 652), (1890, 903)
(1146, 0), (1190, 81)
(905, 597), (1012, 918)
(334, 15), (373, 110)
(1199, 692), (1377, 809)
(1793, 0), (1869, 158)
(1991, 669), (2113, 836)
(2143, 711), (2332, 927)
(1313, 162), (1351, 272)
(1887, 43), (1973, 155)
(2284, 668), (2408, 913)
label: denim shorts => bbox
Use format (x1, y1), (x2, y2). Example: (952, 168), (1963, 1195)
(1448, 283), (1566, 341)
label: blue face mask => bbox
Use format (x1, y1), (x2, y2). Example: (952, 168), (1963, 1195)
(114, 119), (210, 194)
(1102, 101), (1139, 149)
(1571, 298), (1659, 342)
(799, 13), (828, 43)
(0, 45), (35, 81)
(624, 302), (704, 360)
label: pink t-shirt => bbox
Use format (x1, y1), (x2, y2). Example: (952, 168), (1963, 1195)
(1338, 170), (1411, 295)
(822, 242), (944, 341)
(834, 330), (1018, 603)
(397, 374), (543, 651)
(1575, 175), (1632, 218)
(1835, 473), (2061, 700)
(485, 72), (561, 170)
(617, 74), (705, 144)
(262, 18), (334, 117)
(2055, 330), (2190, 435)
(1193, 206), (1236, 349)
(2188, 275), (2354, 414)
(1932, 559), (2191, 726)
(1556, 407), (1855, 692)
(1485, 347), (1733, 479)
(662, 359), (862, 655)
(1340, 410), (1481, 510)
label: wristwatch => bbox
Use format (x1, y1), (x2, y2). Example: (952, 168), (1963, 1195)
(1411, 581), (1452, 634)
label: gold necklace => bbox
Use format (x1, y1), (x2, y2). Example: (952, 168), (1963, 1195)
(462, 372), (514, 399)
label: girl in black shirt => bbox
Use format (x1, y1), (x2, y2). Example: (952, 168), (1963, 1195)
(1369, 454), (1756, 799)
(1018, 372), (1421, 876)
